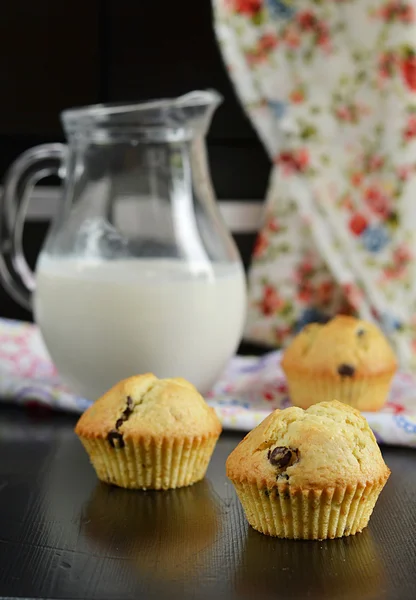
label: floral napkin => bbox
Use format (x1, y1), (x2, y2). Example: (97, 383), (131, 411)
(1, 318), (416, 446)
(213, 0), (416, 372)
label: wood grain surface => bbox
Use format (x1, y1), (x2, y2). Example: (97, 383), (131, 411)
(0, 405), (415, 600)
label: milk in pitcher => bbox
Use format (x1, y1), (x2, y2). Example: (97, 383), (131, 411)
(34, 256), (246, 399)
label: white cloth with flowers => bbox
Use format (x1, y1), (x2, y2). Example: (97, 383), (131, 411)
(213, 0), (416, 372)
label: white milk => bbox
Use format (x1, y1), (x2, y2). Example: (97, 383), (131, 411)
(34, 257), (246, 399)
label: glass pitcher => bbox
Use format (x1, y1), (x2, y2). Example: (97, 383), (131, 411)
(0, 91), (246, 399)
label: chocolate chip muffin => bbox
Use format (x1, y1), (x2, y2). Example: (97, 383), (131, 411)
(226, 400), (390, 539)
(75, 373), (222, 489)
(281, 315), (397, 411)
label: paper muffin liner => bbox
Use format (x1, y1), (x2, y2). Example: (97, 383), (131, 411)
(232, 479), (387, 539)
(284, 372), (395, 411)
(79, 434), (219, 489)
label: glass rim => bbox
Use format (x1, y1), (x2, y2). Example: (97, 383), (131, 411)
(61, 90), (222, 124)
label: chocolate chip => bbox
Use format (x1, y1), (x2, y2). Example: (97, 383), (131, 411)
(123, 396), (133, 418)
(113, 396), (134, 432)
(278, 473), (289, 481)
(107, 430), (125, 449)
(108, 397), (136, 447)
(122, 407), (132, 420)
(268, 447), (293, 469)
(264, 489), (270, 497)
(357, 328), (365, 337)
(337, 363), (355, 377)
(120, 396), (133, 420)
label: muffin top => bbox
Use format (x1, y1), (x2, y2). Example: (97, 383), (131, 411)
(226, 400), (390, 489)
(281, 315), (397, 378)
(75, 373), (222, 442)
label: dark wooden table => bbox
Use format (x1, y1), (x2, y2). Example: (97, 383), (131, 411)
(0, 405), (415, 600)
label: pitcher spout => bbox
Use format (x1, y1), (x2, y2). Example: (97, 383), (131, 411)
(173, 90), (223, 134)
(61, 90), (223, 140)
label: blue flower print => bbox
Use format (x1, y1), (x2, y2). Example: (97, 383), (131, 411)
(294, 307), (330, 333)
(266, 0), (295, 20)
(215, 397), (251, 410)
(380, 312), (403, 333)
(268, 100), (287, 119)
(395, 414), (416, 435)
(362, 225), (389, 253)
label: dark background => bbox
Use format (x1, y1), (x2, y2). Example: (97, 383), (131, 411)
(0, 0), (270, 321)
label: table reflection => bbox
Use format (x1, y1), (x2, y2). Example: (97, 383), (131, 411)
(82, 479), (220, 581)
(236, 527), (385, 600)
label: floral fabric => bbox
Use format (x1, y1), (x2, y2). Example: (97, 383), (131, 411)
(213, 0), (416, 371)
(1, 318), (416, 445)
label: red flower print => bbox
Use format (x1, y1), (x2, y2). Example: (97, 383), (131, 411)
(397, 165), (411, 180)
(403, 115), (416, 140)
(274, 326), (292, 346)
(297, 258), (314, 277)
(246, 50), (265, 66)
(316, 281), (335, 305)
(401, 55), (416, 91)
(231, 0), (262, 16)
(297, 280), (314, 304)
(290, 88), (305, 103)
(276, 149), (310, 174)
(336, 103), (368, 123)
(246, 32), (278, 64)
(370, 306), (380, 320)
(349, 213), (368, 236)
(364, 186), (380, 202)
(259, 285), (284, 316)
(383, 264), (406, 280)
(364, 186), (390, 217)
(336, 106), (353, 122)
(378, 52), (397, 79)
(258, 33), (278, 51)
(316, 24), (330, 49)
(393, 243), (412, 264)
(378, 1), (415, 23)
(253, 231), (268, 257)
(341, 195), (354, 211)
(368, 155), (385, 171)
(267, 217), (280, 232)
(263, 380), (289, 401)
(385, 401), (406, 415)
(277, 381), (288, 394)
(297, 10), (316, 30)
(296, 148), (309, 169)
(350, 172), (364, 187)
(296, 10), (330, 48)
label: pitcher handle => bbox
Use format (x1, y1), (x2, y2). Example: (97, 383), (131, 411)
(0, 143), (66, 311)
